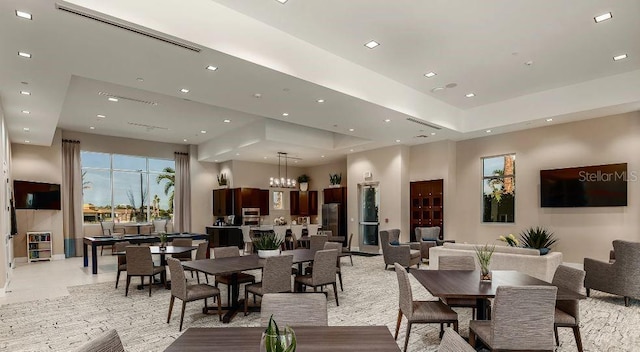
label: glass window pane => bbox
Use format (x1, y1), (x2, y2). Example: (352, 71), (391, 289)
(82, 170), (111, 223)
(483, 154), (515, 177)
(113, 154), (146, 171)
(149, 158), (175, 173)
(149, 172), (174, 219)
(113, 171), (149, 222)
(482, 153), (515, 223)
(81, 151), (110, 169)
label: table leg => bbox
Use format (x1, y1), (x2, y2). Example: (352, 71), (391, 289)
(160, 253), (170, 289)
(476, 298), (488, 320)
(83, 242), (88, 267)
(91, 243), (98, 275)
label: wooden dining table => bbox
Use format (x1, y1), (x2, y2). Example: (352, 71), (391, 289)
(182, 248), (316, 323)
(164, 326), (401, 351)
(410, 269), (586, 320)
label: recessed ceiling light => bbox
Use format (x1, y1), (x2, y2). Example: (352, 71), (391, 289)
(223, 119), (231, 123)
(613, 54), (628, 61)
(321, 155), (325, 158)
(317, 99), (325, 103)
(384, 119), (391, 123)
(16, 10), (32, 20)
(108, 97), (118, 102)
(20, 91), (30, 95)
(18, 52), (31, 58)
(546, 118), (553, 122)
(264, 156), (268, 159)
(200, 130), (207, 134)
(21, 110), (30, 114)
(23, 127), (29, 132)
(97, 114), (106, 118)
(276, 0), (288, 3)
(364, 40), (380, 49)
(236, 153), (240, 156)
(431, 132), (436, 136)
(24, 140), (30, 143)
(350, 149), (354, 152)
(349, 128), (355, 132)
(136, 77), (144, 82)
(89, 126), (95, 130)
(424, 72), (437, 78)
(486, 129), (492, 133)
(431, 87), (445, 93)
(253, 93), (262, 98)
(183, 139), (188, 142)
(395, 139), (401, 143)
(282, 113), (289, 117)
(465, 93), (476, 98)
(214, 159), (219, 162)
(206, 65), (218, 71)
(180, 88), (190, 93)
(594, 12), (612, 23)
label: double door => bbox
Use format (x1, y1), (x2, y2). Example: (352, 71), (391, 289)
(410, 179), (443, 242)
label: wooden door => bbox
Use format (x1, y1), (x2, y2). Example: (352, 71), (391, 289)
(290, 191), (300, 215)
(410, 180), (444, 241)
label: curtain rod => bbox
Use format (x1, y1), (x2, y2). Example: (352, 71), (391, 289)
(62, 139), (80, 144)
(174, 152), (188, 156)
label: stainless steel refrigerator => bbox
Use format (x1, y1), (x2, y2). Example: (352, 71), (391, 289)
(322, 203), (340, 238)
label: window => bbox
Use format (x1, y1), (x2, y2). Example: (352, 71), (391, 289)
(482, 154), (515, 223)
(81, 151), (175, 223)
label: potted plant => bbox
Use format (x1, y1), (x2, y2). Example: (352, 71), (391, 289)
(519, 226), (557, 255)
(297, 174), (310, 191)
(475, 244), (495, 281)
(260, 315), (296, 352)
(329, 173), (342, 187)
(254, 232), (284, 258)
(217, 173), (228, 187)
(158, 232), (168, 249)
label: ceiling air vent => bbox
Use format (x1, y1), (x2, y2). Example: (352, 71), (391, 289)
(55, 3), (201, 53)
(127, 122), (169, 132)
(98, 92), (158, 106)
(406, 117), (442, 130)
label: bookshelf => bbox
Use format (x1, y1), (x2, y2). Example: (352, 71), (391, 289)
(27, 231), (52, 262)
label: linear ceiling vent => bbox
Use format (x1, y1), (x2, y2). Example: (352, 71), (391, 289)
(406, 117), (442, 130)
(127, 122), (169, 132)
(55, 3), (201, 53)
(98, 92), (158, 106)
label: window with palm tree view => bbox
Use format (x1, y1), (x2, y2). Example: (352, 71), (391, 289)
(81, 151), (175, 223)
(482, 154), (515, 223)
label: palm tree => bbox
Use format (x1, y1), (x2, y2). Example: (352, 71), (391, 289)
(82, 170), (92, 194)
(156, 167), (175, 212)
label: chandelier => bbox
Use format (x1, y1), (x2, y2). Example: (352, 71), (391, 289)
(270, 152), (297, 188)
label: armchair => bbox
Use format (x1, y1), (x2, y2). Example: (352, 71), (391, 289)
(380, 230), (421, 270)
(415, 226), (440, 261)
(584, 240), (640, 306)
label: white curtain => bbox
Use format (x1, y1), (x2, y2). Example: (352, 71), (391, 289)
(62, 139), (83, 257)
(174, 152), (191, 232)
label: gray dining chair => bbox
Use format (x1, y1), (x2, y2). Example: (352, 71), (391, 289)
(323, 241), (344, 291)
(152, 219), (167, 233)
(184, 242), (209, 283)
(438, 255), (482, 318)
(552, 265), (586, 352)
(294, 249), (340, 306)
(342, 233), (354, 265)
(260, 293), (328, 326)
(244, 254), (293, 315)
(166, 257), (221, 331)
(113, 241), (131, 289)
(394, 263), (458, 352)
(469, 285), (558, 351)
(213, 246), (256, 305)
(75, 329), (125, 352)
(309, 235), (328, 253)
(125, 246), (166, 297)
(100, 221), (124, 255)
(170, 238), (193, 261)
(438, 328), (475, 352)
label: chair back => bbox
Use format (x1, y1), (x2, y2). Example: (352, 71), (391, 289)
(416, 226), (440, 241)
(167, 257), (187, 300)
(101, 221), (116, 236)
(439, 256), (476, 270)
(490, 285), (557, 350)
(379, 230), (392, 250)
(323, 242), (342, 269)
(152, 219), (167, 233)
(195, 242), (209, 260)
(388, 229), (401, 243)
(438, 328), (475, 352)
(273, 225), (288, 243)
(552, 265), (585, 322)
(394, 263), (414, 319)
(76, 329), (124, 352)
(125, 246), (154, 275)
(612, 240), (640, 273)
(260, 293), (328, 326)
(305, 224), (319, 236)
(213, 246), (240, 258)
(113, 241), (131, 266)
(171, 238), (193, 260)
(310, 235), (328, 253)
(262, 255), (294, 293)
(311, 249), (338, 286)
(240, 225), (252, 243)
(318, 230), (332, 237)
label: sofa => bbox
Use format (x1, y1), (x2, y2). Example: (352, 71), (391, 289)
(429, 243), (563, 282)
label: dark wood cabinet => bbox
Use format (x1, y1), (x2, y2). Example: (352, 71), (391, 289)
(323, 187), (347, 205)
(259, 189), (270, 216)
(410, 180), (444, 241)
(214, 188), (270, 217)
(290, 190), (318, 216)
(212, 189), (233, 216)
(308, 191), (318, 216)
(322, 187), (347, 240)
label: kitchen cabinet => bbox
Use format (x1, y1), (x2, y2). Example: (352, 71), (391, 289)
(259, 189), (270, 216)
(213, 188), (269, 217)
(290, 190), (318, 216)
(212, 189), (233, 216)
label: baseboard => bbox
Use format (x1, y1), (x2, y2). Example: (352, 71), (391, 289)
(52, 254), (65, 261)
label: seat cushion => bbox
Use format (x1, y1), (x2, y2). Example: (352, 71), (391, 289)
(215, 273), (255, 285)
(186, 284), (220, 301)
(246, 282), (263, 296)
(554, 308), (577, 325)
(469, 320), (491, 344)
(295, 274), (314, 286)
(410, 249), (421, 259)
(410, 300), (458, 322)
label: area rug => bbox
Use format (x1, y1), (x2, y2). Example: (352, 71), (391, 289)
(0, 255), (638, 351)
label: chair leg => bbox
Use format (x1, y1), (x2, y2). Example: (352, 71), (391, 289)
(217, 293), (222, 321)
(385, 264), (388, 270)
(469, 329), (476, 348)
(115, 270), (121, 289)
(338, 272), (343, 291)
(148, 276), (153, 297)
(586, 288), (590, 297)
(244, 289), (249, 316)
(196, 272), (200, 284)
(572, 325), (584, 352)
(554, 326), (560, 346)
(349, 254), (353, 266)
(332, 282), (339, 306)
(204, 274), (209, 284)
(394, 309), (402, 340)
(403, 322), (412, 352)
(125, 275), (131, 296)
(453, 321), (458, 333)
(624, 296), (630, 306)
(167, 295), (175, 323)
(227, 285), (231, 307)
(179, 301), (186, 331)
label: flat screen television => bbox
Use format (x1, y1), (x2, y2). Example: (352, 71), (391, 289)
(540, 163), (628, 207)
(13, 180), (61, 210)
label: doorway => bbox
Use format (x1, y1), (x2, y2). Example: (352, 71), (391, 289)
(358, 182), (380, 253)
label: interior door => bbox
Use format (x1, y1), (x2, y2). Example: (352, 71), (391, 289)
(358, 183), (380, 253)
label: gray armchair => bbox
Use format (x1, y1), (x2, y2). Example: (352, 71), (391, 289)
(380, 230), (421, 270)
(584, 240), (640, 306)
(415, 226), (440, 261)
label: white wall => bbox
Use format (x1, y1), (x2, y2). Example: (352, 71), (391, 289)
(0, 103), (12, 291)
(189, 144), (217, 232)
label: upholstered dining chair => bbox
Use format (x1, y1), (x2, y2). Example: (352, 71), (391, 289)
(341, 233), (354, 266)
(240, 225), (253, 254)
(469, 285), (558, 351)
(113, 241), (131, 289)
(213, 246), (256, 305)
(185, 242), (209, 283)
(323, 241), (344, 291)
(305, 224), (319, 236)
(380, 230), (421, 270)
(166, 257), (221, 331)
(170, 238), (193, 261)
(100, 221), (124, 255)
(75, 329), (125, 352)
(260, 293), (328, 327)
(294, 249), (340, 306)
(584, 239), (640, 306)
(438, 256), (481, 319)
(438, 328), (475, 352)
(394, 263), (458, 352)
(244, 254), (293, 315)
(125, 246), (166, 297)
(552, 265), (586, 352)
(309, 235), (328, 253)
(152, 219), (167, 233)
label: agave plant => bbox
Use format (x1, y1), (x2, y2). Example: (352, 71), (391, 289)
(253, 232), (284, 250)
(519, 226), (557, 249)
(261, 315), (296, 352)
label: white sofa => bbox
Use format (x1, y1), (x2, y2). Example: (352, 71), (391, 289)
(429, 243), (563, 282)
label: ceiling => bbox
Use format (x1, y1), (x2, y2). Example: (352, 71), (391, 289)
(1, 0), (639, 166)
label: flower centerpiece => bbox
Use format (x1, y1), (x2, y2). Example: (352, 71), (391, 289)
(254, 232), (284, 258)
(475, 244), (495, 281)
(260, 315), (296, 352)
(158, 232), (168, 249)
(498, 233), (519, 247)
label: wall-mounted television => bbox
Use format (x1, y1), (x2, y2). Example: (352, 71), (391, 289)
(540, 163), (628, 207)
(13, 180), (61, 210)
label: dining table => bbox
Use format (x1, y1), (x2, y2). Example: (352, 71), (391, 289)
(164, 326), (401, 352)
(182, 248), (316, 323)
(410, 269), (586, 320)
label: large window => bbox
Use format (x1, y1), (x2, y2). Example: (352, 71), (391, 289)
(482, 154), (515, 223)
(81, 151), (175, 223)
